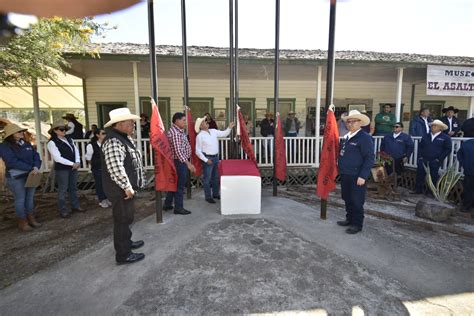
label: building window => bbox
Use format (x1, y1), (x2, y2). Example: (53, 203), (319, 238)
(226, 98), (256, 136)
(139, 97), (171, 129)
(418, 101), (445, 120)
(96, 102), (127, 127)
(267, 98), (296, 120)
(187, 98), (214, 122)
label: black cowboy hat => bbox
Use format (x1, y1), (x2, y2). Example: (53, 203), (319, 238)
(442, 106), (459, 113)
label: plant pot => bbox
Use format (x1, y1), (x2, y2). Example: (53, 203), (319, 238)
(371, 165), (387, 183)
(415, 198), (456, 222)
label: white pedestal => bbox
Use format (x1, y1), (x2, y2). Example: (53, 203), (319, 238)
(220, 175), (261, 215)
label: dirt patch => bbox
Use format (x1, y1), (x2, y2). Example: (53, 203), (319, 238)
(0, 190), (157, 289)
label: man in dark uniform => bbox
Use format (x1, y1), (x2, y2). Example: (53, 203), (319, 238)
(440, 106), (461, 137)
(380, 122), (414, 175)
(414, 120), (452, 194)
(337, 110), (375, 234)
(409, 107), (432, 137)
(457, 128), (474, 212)
(102, 108), (146, 265)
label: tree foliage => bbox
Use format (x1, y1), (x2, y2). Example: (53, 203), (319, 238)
(0, 17), (107, 85)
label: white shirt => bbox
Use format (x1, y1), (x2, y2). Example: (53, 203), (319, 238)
(196, 128), (231, 162)
(85, 141), (102, 161)
(431, 131), (441, 141)
(422, 117), (430, 134)
(65, 121), (75, 136)
(393, 132), (401, 138)
(343, 128), (361, 141)
(447, 117), (453, 131)
(47, 137), (80, 166)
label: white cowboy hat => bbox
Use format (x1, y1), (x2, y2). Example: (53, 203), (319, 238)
(194, 117), (207, 133)
(342, 110), (370, 126)
(48, 120), (70, 134)
(3, 123), (28, 138)
(431, 119), (448, 131)
(104, 108), (140, 128)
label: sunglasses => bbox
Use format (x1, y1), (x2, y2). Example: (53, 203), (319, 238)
(100, 132), (107, 135)
(393, 126), (402, 128)
(56, 128), (66, 132)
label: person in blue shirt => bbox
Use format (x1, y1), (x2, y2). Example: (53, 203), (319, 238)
(337, 110), (375, 234)
(440, 106), (461, 137)
(457, 128), (474, 212)
(0, 123), (42, 232)
(409, 107), (432, 137)
(413, 120), (452, 194)
(380, 122), (414, 175)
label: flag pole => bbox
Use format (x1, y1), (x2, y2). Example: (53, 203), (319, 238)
(321, 0), (337, 220)
(147, 0), (162, 223)
(181, 0), (192, 199)
(234, 0), (239, 121)
(272, 0), (280, 196)
(228, 0), (236, 159)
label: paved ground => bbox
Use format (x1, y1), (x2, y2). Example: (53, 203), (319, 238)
(0, 189), (473, 315)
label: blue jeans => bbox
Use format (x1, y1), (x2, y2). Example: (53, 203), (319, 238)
(56, 169), (80, 214)
(6, 176), (36, 219)
(202, 156), (220, 199)
(164, 160), (188, 210)
(92, 169), (107, 201)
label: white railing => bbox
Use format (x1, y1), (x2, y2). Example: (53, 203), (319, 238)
(39, 136), (471, 176)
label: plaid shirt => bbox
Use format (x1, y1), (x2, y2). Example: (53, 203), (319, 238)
(102, 135), (145, 190)
(167, 124), (191, 163)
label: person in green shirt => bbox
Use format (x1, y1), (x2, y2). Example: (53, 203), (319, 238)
(374, 104), (396, 136)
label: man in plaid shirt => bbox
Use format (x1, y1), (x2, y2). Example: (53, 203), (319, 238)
(163, 112), (196, 214)
(102, 108), (146, 265)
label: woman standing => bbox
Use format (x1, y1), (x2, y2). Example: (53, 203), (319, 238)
(47, 121), (83, 218)
(85, 128), (111, 208)
(1, 124), (42, 231)
(205, 113), (218, 129)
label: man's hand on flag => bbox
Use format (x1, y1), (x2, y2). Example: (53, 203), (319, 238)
(228, 121), (236, 129)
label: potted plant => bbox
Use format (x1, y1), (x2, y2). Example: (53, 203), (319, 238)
(415, 163), (461, 222)
(371, 151), (392, 182)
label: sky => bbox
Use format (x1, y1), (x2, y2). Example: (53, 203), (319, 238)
(93, 0), (474, 57)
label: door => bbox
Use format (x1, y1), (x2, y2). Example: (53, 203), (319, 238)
(96, 102), (127, 127)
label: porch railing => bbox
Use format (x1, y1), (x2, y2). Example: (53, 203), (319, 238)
(39, 136), (470, 176)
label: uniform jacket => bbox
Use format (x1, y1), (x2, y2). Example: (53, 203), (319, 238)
(0, 140), (41, 173)
(338, 130), (375, 180)
(419, 132), (452, 162)
(457, 139), (474, 176)
(380, 132), (414, 160)
(409, 116), (432, 137)
(440, 116), (461, 136)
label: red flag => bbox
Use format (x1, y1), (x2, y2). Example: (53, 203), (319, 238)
(186, 109), (203, 177)
(237, 108), (257, 166)
(274, 112), (287, 181)
(150, 98), (177, 192)
(316, 110), (340, 199)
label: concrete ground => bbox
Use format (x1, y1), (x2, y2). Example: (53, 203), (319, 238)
(0, 189), (473, 315)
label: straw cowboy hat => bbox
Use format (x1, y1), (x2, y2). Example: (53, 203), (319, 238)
(48, 120), (70, 134)
(342, 110), (370, 126)
(442, 106), (459, 114)
(431, 119), (448, 131)
(104, 108), (140, 128)
(194, 117), (207, 133)
(3, 123), (27, 138)
(62, 113), (78, 120)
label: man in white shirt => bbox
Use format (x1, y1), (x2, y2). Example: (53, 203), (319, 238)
(195, 117), (235, 203)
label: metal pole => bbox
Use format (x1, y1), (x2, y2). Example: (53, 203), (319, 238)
(229, 0), (236, 158)
(132, 61), (142, 154)
(234, 0), (239, 107)
(395, 67), (404, 122)
(32, 78), (43, 164)
(272, 0), (280, 197)
(181, 0), (192, 199)
(321, 0), (337, 220)
(147, 0), (162, 223)
(315, 65), (322, 168)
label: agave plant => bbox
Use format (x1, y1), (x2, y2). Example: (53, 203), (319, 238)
(423, 163), (461, 203)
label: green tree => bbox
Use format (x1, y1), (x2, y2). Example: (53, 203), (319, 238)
(0, 17), (106, 85)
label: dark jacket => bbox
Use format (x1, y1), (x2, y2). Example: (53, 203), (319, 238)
(70, 120), (84, 139)
(260, 118), (274, 136)
(457, 139), (474, 176)
(380, 132), (414, 160)
(461, 118), (474, 137)
(440, 116), (461, 136)
(409, 116), (432, 137)
(338, 130), (375, 180)
(89, 140), (102, 171)
(49, 137), (76, 170)
(419, 132), (452, 162)
(0, 140), (41, 176)
(284, 117), (301, 135)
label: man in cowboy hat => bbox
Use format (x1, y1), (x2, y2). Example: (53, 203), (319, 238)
(195, 117), (235, 203)
(337, 110), (375, 234)
(62, 113), (84, 139)
(284, 110), (301, 137)
(413, 119), (452, 194)
(440, 106), (461, 137)
(101, 108), (146, 265)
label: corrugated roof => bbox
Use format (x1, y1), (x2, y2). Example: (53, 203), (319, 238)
(78, 42), (474, 66)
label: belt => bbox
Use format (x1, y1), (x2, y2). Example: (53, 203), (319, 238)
(203, 153), (218, 157)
